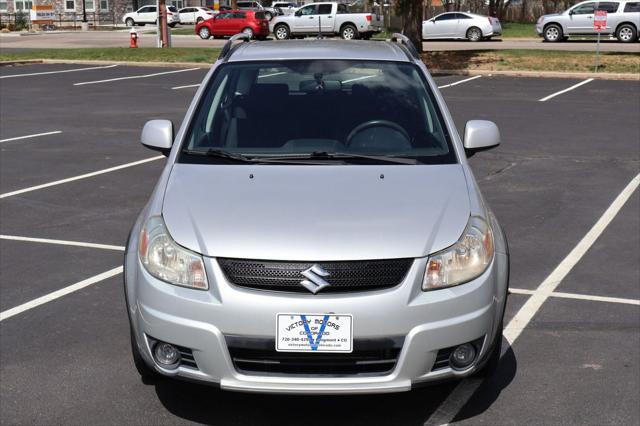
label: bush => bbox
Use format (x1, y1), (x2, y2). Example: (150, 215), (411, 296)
(14, 11), (29, 31)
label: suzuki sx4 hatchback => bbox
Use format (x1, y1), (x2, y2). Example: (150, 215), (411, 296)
(124, 35), (509, 394)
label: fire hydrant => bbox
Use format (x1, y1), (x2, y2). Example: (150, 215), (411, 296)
(129, 27), (138, 48)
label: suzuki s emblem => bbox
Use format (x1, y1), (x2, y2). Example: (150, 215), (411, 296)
(300, 264), (331, 294)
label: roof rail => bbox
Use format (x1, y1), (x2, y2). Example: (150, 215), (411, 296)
(218, 33), (251, 61)
(390, 33), (420, 60)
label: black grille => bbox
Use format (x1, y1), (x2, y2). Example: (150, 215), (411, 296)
(217, 258), (413, 293)
(431, 346), (455, 371)
(226, 336), (403, 377)
(177, 346), (198, 370)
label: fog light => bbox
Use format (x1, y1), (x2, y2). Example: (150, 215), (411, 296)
(154, 342), (180, 367)
(450, 343), (476, 369)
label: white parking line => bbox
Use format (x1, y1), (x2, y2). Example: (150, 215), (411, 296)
(0, 155), (164, 199)
(437, 75), (482, 89)
(509, 288), (640, 306)
(0, 267), (123, 322)
(172, 84), (201, 90)
(425, 172), (640, 426)
(0, 235), (125, 251)
(539, 78), (594, 102)
(258, 72), (287, 79)
(341, 74), (378, 84)
(0, 130), (62, 143)
(74, 68), (200, 86)
(0, 64), (118, 79)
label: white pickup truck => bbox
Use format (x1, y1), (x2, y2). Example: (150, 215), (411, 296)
(270, 2), (383, 40)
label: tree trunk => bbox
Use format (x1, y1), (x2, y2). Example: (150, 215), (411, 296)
(401, 0), (423, 53)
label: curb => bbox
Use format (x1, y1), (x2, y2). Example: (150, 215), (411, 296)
(1, 58), (638, 80)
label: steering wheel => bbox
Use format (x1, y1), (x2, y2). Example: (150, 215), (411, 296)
(346, 120), (410, 147)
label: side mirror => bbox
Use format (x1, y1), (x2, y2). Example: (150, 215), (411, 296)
(463, 120), (500, 157)
(141, 119), (173, 156)
(294, 10), (301, 16)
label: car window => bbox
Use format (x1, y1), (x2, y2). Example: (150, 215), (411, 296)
(298, 4), (317, 15)
(182, 60), (456, 165)
(625, 2), (640, 12)
(456, 13), (471, 19)
(255, 11), (266, 19)
(217, 11), (233, 18)
(168, 6), (178, 12)
(571, 3), (595, 14)
(318, 4), (332, 14)
(596, 2), (619, 12)
(337, 3), (348, 13)
(234, 12), (246, 18)
(237, 2), (249, 7)
(434, 13), (456, 21)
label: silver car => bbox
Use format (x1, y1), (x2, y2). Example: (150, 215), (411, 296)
(536, 0), (640, 42)
(125, 34), (509, 394)
(422, 12), (502, 41)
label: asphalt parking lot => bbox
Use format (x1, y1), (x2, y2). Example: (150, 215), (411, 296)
(1, 63), (639, 425)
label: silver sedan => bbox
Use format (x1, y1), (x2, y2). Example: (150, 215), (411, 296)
(423, 12), (502, 41)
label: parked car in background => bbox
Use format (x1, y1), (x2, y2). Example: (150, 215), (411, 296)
(237, 0), (278, 19)
(271, 2), (383, 40)
(422, 12), (501, 41)
(196, 10), (270, 39)
(536, 0), (640, 42)
(179, 7), (216, 24)
(123, 5), (180, 27)
(272, 1), (299, 15)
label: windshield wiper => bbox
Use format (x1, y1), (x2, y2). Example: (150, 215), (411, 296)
(255, 151), (419, 165)
(182, 149), (330, 165)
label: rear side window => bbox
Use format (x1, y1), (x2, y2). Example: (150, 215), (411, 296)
(337, 3), (348, 13)
(318, 4), (332, 14)
(234, 12), (246, 18)
(435, 13), (457, 21)
(624, 2), (640, 12)
(596, 2), (619, 12)
(255, 11), (265, 19)
(572, 3), (595, 14)
(168, 6), (178, 12)
(456, 13), (471, 19)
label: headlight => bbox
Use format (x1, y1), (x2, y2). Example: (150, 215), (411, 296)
(138, 216), (208, 290)
(422, 216), (494, 291)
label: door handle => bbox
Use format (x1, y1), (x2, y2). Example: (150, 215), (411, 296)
(327, 15), (332, 18)
(309, 16), (314, 19)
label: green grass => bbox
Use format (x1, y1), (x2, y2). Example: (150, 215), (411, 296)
(0, 47), (220, 64)
(424, 49), (640, 74)
(501, 22), (536, 38)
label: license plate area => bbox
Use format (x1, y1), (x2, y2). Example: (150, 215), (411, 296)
(276, 314), (353, 353)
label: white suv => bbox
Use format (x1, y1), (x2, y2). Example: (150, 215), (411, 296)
(123, 5), (180, 28)
(536, 0), (640, 42)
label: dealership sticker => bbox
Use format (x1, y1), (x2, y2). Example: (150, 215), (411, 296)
(276, 314), (353, 353)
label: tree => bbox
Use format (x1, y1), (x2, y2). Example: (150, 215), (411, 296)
(395, 0), (423, 53)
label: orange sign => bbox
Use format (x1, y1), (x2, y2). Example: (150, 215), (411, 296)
(30, 5), (55, 24)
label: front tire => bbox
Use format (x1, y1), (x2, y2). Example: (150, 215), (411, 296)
(341, 24), (358, 40)
(543, 24), (562, 42)
(274, 24), (290, 40)
(466, 26), (482, 42)
(125, 18), (135, 27)
(199, 26), (211, 39)
(616, 23), (637, 43)
(130, 327), (160, 381)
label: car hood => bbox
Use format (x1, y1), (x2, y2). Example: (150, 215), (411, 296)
(162, 164), (470, 261)
(541, 13), (562, 19)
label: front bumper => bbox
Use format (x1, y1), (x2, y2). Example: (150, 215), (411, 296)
(126, 253), (508, 394)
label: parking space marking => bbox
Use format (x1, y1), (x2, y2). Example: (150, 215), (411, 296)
(258, 72), (287, 79)
(510, 288), (640, 306)
(0, 64), (118, 79)
(0, 235), (125, 251)
(539, 78), (594, 102)
(341, 74), (378, 84)
(437, 75), (482, 89)
(0, 267), (122, 322)
(0, 130), (62, 143)
(172, 84), (201, 90)
(0, 155), (164, 199)
(74, 68), (200, 86)
(425, 172), (640, 426)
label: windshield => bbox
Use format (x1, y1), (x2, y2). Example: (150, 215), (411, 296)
(181, 60), (456, 165)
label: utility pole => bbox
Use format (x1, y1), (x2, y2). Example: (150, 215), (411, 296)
(82, 0), (87, 22)
(157, 0), (170, 47)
